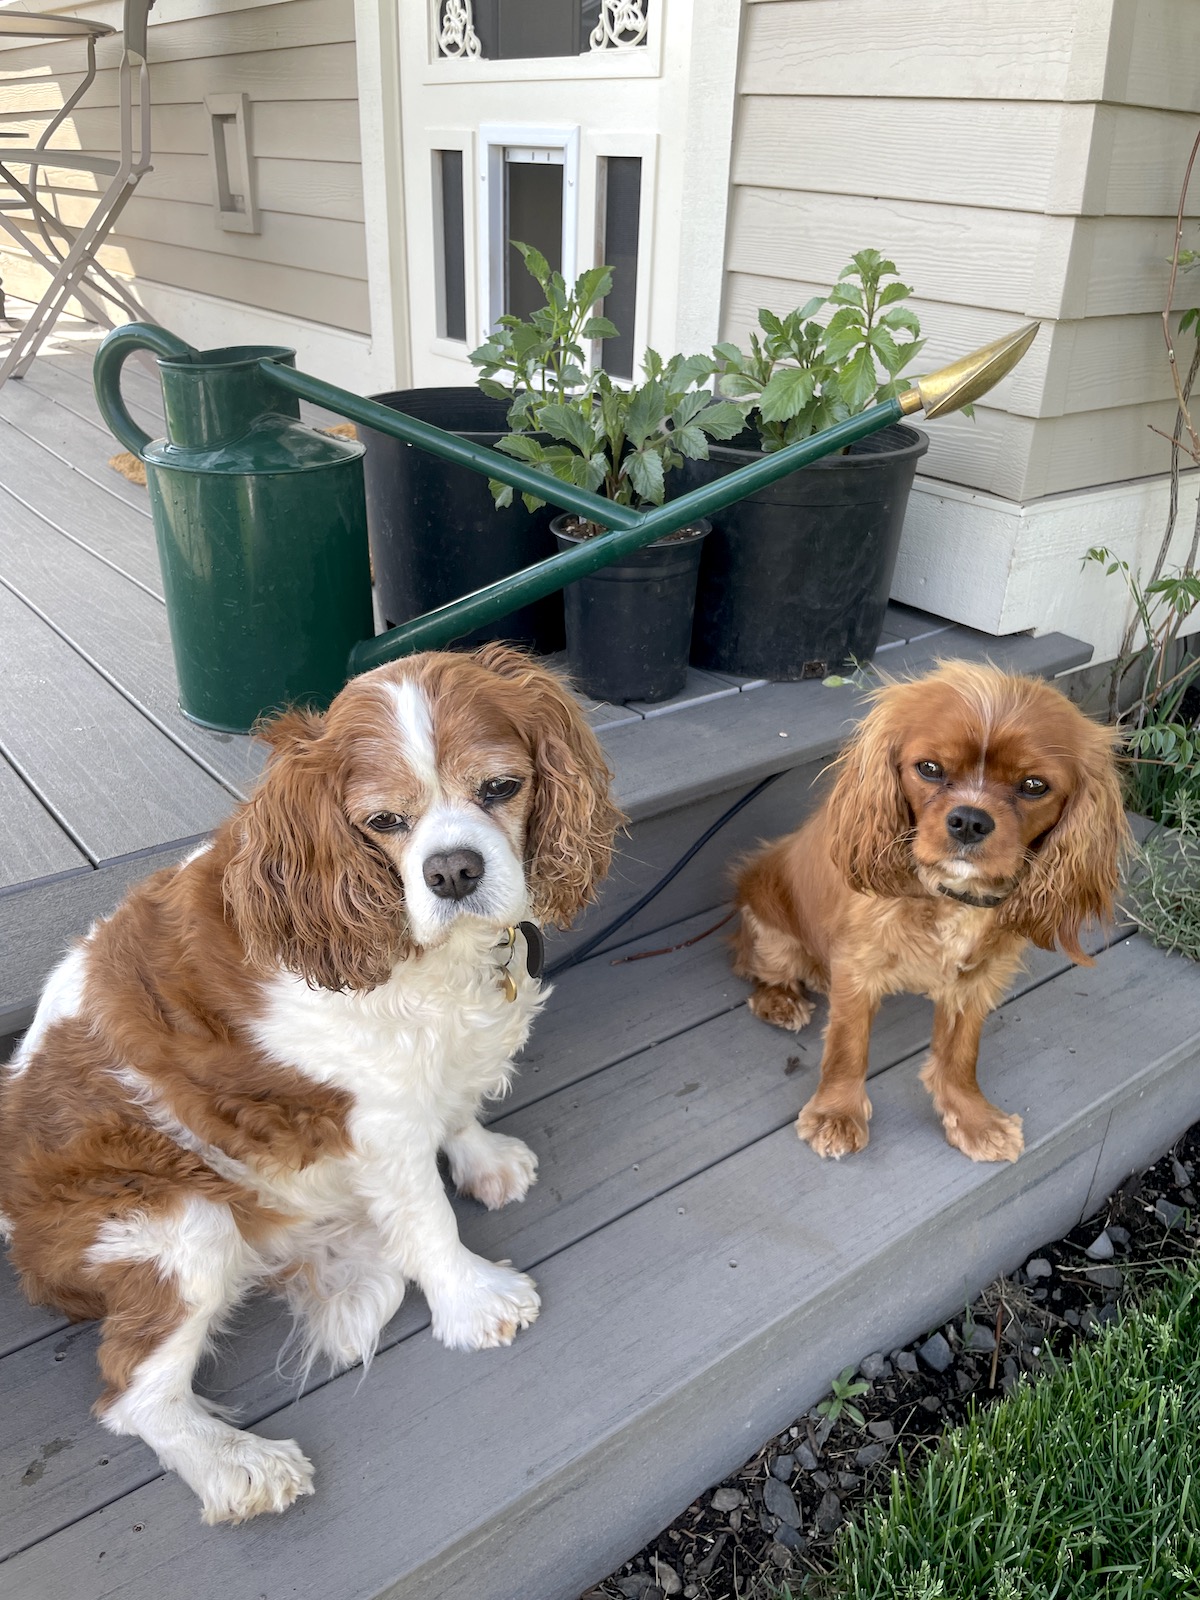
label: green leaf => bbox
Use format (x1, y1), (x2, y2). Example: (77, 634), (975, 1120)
(828, 280), (865, 309)
(879, 305), (922, 337)
(512, 239), (550, 286)
(822, 323), (867, 364)
(712, 341), (744, 364)
(836, 344), (880, 413)
(672, 352), (719, 391)
(878, 280), (912, 307)
(495, 433), (547, 463)
(476, 377), (512, 402)
(717, 371), (762, 399)
(696, 400), (748, 439)
(624, 380), (667, 448)
(757, 366), (817, 423)
(489, 477), (514, 509)
(625, 447), (665, 504)
(572, 264), (613, 311)
(581, 315), (620, 340)
(537, 402), (598, 453)
(757, 307), (785, 337)
(673, 424), (710, 459)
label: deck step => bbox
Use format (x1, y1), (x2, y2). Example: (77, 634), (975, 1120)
(0, 617), (1093, 1042)
(2, 908), (1198, 1599)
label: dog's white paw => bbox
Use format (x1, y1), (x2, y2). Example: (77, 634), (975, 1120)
(185, 1431), (315, 1525)
(448, 1128), (538, 1211)
(429, 1255), (540, 1351)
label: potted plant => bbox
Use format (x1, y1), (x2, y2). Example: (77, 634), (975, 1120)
(358, 239), (613, 652)
(472, 248), (743, 702)
(688, 249), (930, 680)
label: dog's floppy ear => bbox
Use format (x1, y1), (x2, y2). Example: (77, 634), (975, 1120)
(474, 644), (624, 927)
(826, 687), (915, 898)
(223, 707), (412, 991)
(999, 716), (1130, 963)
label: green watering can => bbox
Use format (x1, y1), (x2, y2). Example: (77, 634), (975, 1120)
(94, 320), (1039, 736)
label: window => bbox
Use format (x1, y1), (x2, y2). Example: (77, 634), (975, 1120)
(598, 155), (641, 379)
(434, 149), (467, 341)
(436, 1), (649, 60)
(479, 126), (578, 334)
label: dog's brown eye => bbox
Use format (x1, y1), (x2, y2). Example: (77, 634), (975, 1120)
(1019, 776), (1049, 797)
(916, 761), (944, 781)
(480, 777), (522, 805)
(365, 811), (408, 833)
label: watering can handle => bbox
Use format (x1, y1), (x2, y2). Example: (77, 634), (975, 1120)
(93, 322), (199, 459)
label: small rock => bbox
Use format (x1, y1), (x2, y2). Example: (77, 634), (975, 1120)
(693, 1534), (726, 1580)
(1181, 1188), (1197, 1207)
(956, 1368), (975, 1393)
(758, 1509), (778, 1535)
(617, 1578), (652, 1599)
(1026, 1257), (1053, 1280)
(1097, 1302), (1119, 1325)
(859, 1351), (892, 1382)
(815, 1489), (843, 1533)
(684, 1588), (699, 1599)
(1086, 1266), (1123, 1289)
(770, 1454), (794, 1481)
(812, 1415), (835, 1450)
(918, 1394), (942, 1413)
(795, 1442), (819, 1472)
(1033, 1287), (1048, 1302)
(710, 1487), (743, 1512)
(1085, 1230), (1114, 1261)
(1172, 1157), (1191, 1188)
(643, 1589), (663, 1600)
(1081, 1308), (1098, 1333)
(1003, 1356), (1018, 1382)
(775, 1525), (806, 1552)
(867, 1420), (895, 1441)
(652, 1557), (682, 1597)
(894, 1349), (919, 1375)
(918, 1332), (953, 1373)
(811, 1470), (831, 1490)
(727, 1510), (741, 1534)
(964, 1324), (996, 1354)
(763, 1476), (802, 1528)
(1156, 1198), (1186, 1229)
(1108, 1225), (1131, 1247)
(838, 1472), (861, 1490)
(767, 1542), (793, 1570)
(1065, 1308), (1080, 1326)
(855, 1443), (886, 1467)
(1051, 1288), (1063, 1301)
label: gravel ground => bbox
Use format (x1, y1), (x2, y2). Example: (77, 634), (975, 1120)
(580, 1120), (1200, 1600)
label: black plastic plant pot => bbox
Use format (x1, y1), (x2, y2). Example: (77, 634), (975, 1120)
(688, 422), (929, 680)
(359, 387), (564, 653)
(552, 514), (709, 704)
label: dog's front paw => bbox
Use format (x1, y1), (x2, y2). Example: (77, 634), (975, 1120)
(749, 983), (814, 1032)
(941, 1102), (1024, 1164)
(191, 1432), (315, 1525)
(796, 1096), (871, 1159)
(429, 1256), (540, 1351)
(448, 1128), (538, 1210)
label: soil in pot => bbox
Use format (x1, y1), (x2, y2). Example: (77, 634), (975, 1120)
(688, 422), (929, 681)
(360, 387), (564, 652)
(553, 513), (709, 704)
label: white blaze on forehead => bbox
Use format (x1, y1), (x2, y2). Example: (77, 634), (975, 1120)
(386, 678), (438, 791)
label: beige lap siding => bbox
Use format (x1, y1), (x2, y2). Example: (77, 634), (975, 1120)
(0, 0), (367, 333)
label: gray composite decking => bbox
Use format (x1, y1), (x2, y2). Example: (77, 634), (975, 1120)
(2, 312), (1199, 1600)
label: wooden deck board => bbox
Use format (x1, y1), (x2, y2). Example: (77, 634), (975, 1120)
(0, 753), (87, 892)
(0, 374), (152, 515)
(0, 494), (264, 799)
(0, 587), (234, 863)
(2, 934), (1196, 1600)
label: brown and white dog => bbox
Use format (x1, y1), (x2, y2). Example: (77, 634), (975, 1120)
(0, 645), (621, 1525)
(733, 662), (1129, 1166)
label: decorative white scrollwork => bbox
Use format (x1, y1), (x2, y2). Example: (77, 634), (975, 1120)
(436, 0), (482, 58)
(589, 0), (649, 49)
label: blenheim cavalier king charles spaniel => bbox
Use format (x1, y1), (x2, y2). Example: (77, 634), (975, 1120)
(0, 646), (620, 1525)
(734, 662), (1129, 1167)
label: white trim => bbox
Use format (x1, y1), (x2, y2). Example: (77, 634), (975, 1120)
(128, 278), (381, 393)
(354, 0), (411, 390)
(893, 471), (1200, 662)
(582, 130), (657, 373)
(476, 123), (580, 339)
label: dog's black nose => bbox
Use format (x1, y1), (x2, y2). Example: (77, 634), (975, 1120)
(946, 806), (995, 846)
(423, 849), (485, 901)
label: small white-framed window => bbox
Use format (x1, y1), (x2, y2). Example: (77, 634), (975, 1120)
(478, 124), (580, 337)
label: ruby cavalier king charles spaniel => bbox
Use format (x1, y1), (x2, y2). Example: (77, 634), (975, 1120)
(0, 645), (621, 1525)
(734, 662), (1130, 1167)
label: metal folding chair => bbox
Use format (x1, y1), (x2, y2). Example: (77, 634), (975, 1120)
(0, 0), (153, 384)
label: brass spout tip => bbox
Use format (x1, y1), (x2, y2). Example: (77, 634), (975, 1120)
(905, 323), (1041, 420)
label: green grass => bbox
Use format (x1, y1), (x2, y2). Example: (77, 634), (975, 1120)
(821, 1267), (1200, 1599)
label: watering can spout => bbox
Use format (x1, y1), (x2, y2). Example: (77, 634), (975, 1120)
(897, 323), (1040, 421)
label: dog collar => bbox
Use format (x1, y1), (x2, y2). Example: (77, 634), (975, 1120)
(496, 921), (545, 1001)
(936, 884), (1010, 910)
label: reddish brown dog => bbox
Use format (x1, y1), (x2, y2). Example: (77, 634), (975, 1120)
(733, 662), (1129, 1165)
